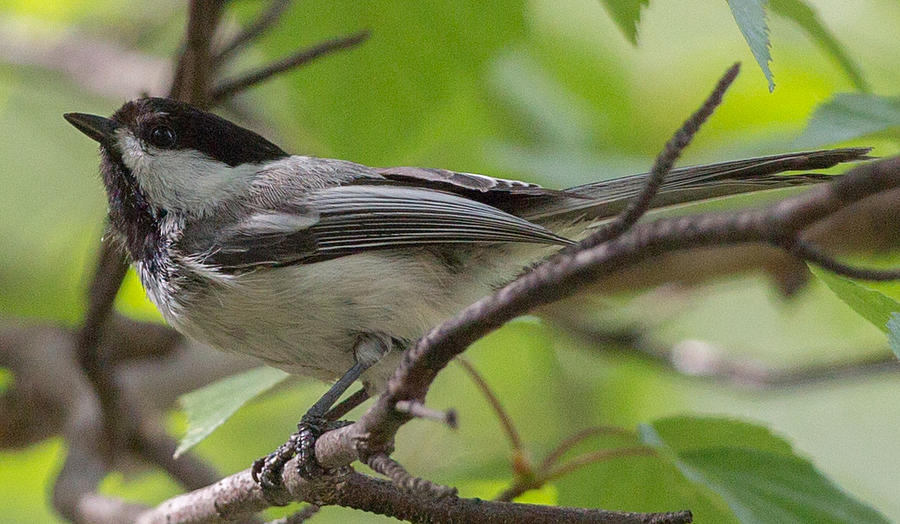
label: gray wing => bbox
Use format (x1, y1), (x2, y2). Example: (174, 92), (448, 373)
(375, 148), (871, 221)
(204, 185), (573, 270)
(372, 166), (569, 215)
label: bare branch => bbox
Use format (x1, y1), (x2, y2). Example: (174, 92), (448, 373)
(211, 30), (370, 102)
(456, 357), (525, 455)
(394, 400), (458, 429)
(170, 0), (225, 106)
(133, 467), (691, 524)
(539, 426), (637, 472)
(555, 320), (900, 389)
(331, 473), (692, 524)
(367, 452), (457, 499)
(566, 62), (740, 253)
(215, 0), (293, 64)
(782, 237), (900, 280)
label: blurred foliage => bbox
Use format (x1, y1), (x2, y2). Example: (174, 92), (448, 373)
(811, 266), (900, 334)
(796, 93), (900, 148)
(768, 0), (869, 92)
(2, 0), (900, 522)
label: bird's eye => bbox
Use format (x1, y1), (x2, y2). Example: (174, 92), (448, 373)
(148, 125), (177, 148)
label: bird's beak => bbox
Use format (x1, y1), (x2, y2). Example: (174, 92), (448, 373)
(63, 113), (119, 144)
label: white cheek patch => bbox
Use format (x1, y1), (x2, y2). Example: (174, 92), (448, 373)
(116, 131), (259, 216)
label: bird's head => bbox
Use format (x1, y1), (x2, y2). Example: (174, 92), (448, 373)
(64, 98), (288, 219)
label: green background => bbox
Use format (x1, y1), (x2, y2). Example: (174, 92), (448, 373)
(1, 0), (898, 522)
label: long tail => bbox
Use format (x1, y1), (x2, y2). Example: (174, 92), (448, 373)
(524, 147), (872, 222)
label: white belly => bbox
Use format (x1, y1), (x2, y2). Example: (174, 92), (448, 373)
(145, 245), (549, 389)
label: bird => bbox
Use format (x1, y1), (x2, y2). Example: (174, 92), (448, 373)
(64, 97), (869, 487)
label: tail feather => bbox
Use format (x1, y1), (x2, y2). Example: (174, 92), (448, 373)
(524, 147), (872, 221)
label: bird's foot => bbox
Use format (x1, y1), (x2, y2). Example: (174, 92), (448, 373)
(252, 415), (353, 496)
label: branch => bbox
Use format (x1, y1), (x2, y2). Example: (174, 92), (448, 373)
(457, 357), (525, 455)
(215, 0), (292, 65)
(570, 63), (740, 252)
(211, 30), (370, 102)
(170, 0), (225, 106)
(75, 240), (129, 449)
(554, 320), (900, 389)
(134, 468), (691, 524)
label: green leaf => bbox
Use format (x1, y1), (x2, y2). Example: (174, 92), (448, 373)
(795, 93), (900, 147)
(809, 265), (900, 334)
(644, 417), (794, 457)
(598, 0), (649, 45)
(726, 0), (775, 92)
(888, 313), (900, 359)
(175, 367), (290, 458)
(641, 416), (888, 524)
(680, 448), (887, 524)
(769, 0), (869, 92)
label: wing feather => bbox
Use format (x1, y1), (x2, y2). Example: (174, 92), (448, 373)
(205, 185), (572, 270)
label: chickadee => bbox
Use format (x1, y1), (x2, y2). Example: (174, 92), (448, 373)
(65, 98), (867, 483)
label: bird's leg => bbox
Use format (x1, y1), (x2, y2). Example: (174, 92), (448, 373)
(252, 362), (364, 491)
(252, 334), (389, 492)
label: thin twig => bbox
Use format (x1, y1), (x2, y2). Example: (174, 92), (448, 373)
(394, 400), (458, 429)
(216, 0), (293, 65)
(556, 319), (900, 389)
(496, 447), (655, 503)
(211, 30), (370, 102)
(325, 387), (369, 421)
(456, 357), (524, 453)
(544, 447), (656, 483)
(783, 237), (900, 280)
(539, 426), (637, 471)
(366, 452), (457, 499)
(566, 62), (741, 253)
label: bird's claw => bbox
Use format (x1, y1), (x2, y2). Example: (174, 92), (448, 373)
(251, 432), (301, 498)
(295, 414), (327, 480)
(252, 415), (354, 496)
